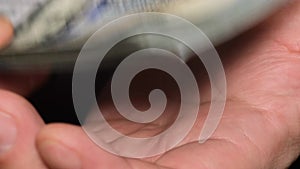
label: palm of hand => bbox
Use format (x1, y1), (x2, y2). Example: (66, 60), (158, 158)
(94, 3), (300, 169)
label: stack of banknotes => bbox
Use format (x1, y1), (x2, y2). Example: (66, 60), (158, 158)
(0, 0), (287, 70)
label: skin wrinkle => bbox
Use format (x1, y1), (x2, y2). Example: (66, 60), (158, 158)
(213, 133), (258, 157)
(126, 159), (174, 169)
(244, 107), (284, 168)
(156, 139), (247, 169)
(239, 128), (266, 169)
(106, 116), (169, 137)
(216, 105), (289, 169)
(213, 96), (294, 168)
(115, 4), (297, 168)
(2, 1), (300, 168)
(153, 141), (204, 169)
(90, 116), (164, 144)
(249, 93), (300, 139)
(229, 50), (300, 111)
(207, 138), (256, 168)
(39, 140), (82, 169)
(228, 105), (271, 161)
(152, 101), (249, 163)
(100, 120), (165, 146)
(214, 115), (266, 168)
(272, 39), (300, 55)
(237, 54), (299, 87)
(54, 31), (300, 168)
(238, 95), (299, 168)
(124, 158), (138, 169)
(156, 165), (173, 169)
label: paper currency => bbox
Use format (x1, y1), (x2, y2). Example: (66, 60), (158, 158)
(0, 0), (288, 70)
(0, 0), (47, 27)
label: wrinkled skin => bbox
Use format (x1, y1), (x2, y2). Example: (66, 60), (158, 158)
(0, 1), (299, 169)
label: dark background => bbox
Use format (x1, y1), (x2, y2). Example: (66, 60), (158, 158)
(28, 73), (299, 168)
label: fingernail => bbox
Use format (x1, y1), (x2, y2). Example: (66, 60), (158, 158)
(0, 112), (17, 156)
(39, 140), (82, 169)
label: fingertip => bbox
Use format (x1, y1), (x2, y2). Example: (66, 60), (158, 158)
(37, 124), (128, 169)
(0, 90), (46, 168)
(38, 139), (82, 169)
(0, 16), (13, 48)
(37, 124), (85, 169)
(0, 89), (44, 125)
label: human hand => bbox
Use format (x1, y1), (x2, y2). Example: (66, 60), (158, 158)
(0, 16), (48, 169)
(1, 1), (300, 169)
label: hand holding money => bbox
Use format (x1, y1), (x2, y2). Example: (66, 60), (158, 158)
(0, 1), (299, 169)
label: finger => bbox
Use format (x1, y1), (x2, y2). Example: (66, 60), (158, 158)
(37, 124), (170, 169)
(0, 90), (47, 169)
(0, 16), (13, 48)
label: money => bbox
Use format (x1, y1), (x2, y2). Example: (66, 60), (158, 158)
(0, 0), (288, 70)
(2, 0), (177, 52)
(0, 0), (47, 27)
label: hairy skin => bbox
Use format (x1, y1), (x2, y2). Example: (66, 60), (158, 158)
(0, 1), (300, 169)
